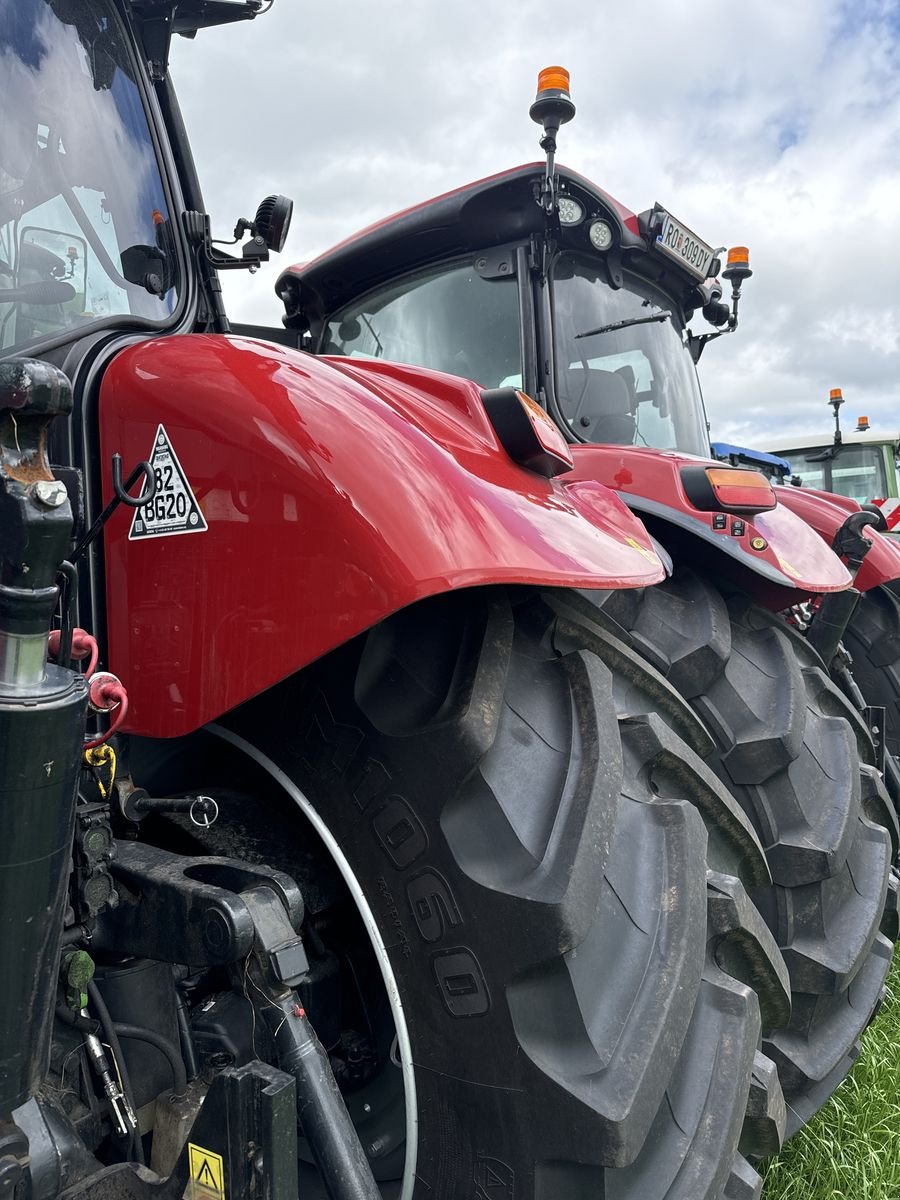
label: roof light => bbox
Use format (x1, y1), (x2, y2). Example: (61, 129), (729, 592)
(857, 415), (870, 431)
(536, 66), (571, 96)
(588, 219), (613, 250)
(558, 196), (584, 226)
(830, 387), (843, 403)
(680, 465), (777, 513)
(481, 387), (574, 478)
(723, 246), (752, 283)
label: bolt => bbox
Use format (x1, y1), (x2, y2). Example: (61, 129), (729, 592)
(362, 1102), (371, 1114)
(31, 479), (67, 508)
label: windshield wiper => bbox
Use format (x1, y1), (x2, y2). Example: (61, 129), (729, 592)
(574, 310), (672, 339)
(360, 313), (383, 357)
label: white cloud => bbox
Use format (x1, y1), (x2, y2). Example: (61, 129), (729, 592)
(172, 0), (900, 446)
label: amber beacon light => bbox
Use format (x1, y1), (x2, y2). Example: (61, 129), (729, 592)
(530, 65), (576, 129)
(723, 246), (752, 283)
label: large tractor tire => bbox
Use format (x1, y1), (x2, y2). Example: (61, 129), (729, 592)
(844, 582), (900, 764)
(142, 588), (790, 1200)
(597, 568), (899, 1134)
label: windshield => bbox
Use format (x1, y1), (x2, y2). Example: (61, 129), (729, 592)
(323, 260), (522, 389)
(551, 255), (710, 455)
(787, 444), (890, 502)
(0, 0), (180, 357)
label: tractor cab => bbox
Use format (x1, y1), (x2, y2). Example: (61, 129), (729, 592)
(763, 390), (900, 529)
(0, 0), (291, 362)
(278, 71), (748, 464)
(0, 0), (184, 353)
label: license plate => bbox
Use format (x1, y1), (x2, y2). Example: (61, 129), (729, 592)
(654, 212), (716, 279)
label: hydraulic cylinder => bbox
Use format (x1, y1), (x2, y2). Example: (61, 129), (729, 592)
(0, 360), (87, 1112)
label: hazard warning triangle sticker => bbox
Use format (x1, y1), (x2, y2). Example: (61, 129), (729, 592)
(129, 424), (208, 540)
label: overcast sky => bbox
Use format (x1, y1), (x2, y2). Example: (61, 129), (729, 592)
(171, 0), (900, 448)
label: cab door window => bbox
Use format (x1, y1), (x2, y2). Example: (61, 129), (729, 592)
(0, 0), (181, 355)
(324, 260), (522, 389)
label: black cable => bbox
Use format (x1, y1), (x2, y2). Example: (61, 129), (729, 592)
(86, 980), (145, 1167)
(174, 990), (199, 1082)
(54, 1004), (99, 1035)
(110, 1023), (188, 1096)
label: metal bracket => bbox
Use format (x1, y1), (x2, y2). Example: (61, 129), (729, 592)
(55, 1061), (297, 1200)
(70, 455), (157, 563)
(93, 842), (303, 967)
(864, 705), (887, 774)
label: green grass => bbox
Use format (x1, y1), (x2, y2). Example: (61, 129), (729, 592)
(763, 957), (900, 1200)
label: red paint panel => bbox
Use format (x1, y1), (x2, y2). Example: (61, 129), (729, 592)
(774, 486), (900, 592)
(100, 336), (663, 738)
(566, 444), (852, 596)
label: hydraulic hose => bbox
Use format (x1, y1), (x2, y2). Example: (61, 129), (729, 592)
(54, 1005), (99, 1035)
(262, 995), (380, 1200)
(109, 1024), (188, 1096)
(86, 981), (145, 1166)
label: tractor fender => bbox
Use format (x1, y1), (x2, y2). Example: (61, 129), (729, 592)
(99, 335), (664, 737)
(773, 484), (900, 592)
(565, 445), (852, 608)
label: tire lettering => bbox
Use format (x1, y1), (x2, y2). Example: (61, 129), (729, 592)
(375, 875), (413, 959)
(431, 947), (490, 1017)
(301, 693), (364, 774)
(352, 757), (391, 811)
(306, 706), (492, 1015)
(372, 797), (427, 869)
(406, 869), (461, 943)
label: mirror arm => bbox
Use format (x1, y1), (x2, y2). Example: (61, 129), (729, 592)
(45, 153), (137, 291)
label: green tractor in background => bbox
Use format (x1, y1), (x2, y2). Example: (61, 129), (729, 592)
(763, 388), (900, 531)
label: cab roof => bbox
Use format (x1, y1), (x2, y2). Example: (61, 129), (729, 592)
(275, 163), (649, 330)
(763, 430), (900, 454)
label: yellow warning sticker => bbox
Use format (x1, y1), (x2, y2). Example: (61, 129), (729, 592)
(188, 1144), (225, 1197)
(624, 535), (660, 564)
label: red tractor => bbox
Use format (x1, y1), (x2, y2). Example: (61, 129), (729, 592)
(0, 12), (894, 1200)
(274, 61), (900, 1164)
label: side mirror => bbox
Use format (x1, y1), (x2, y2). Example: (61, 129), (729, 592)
(120, 245), (171, 296)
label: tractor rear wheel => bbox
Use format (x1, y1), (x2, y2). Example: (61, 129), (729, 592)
(599, 569), (898, 1134)
(148, 587), (790, 1199)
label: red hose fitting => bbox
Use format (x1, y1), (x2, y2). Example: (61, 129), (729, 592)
(84, 672), (128, 750)
(48, 628), (99, 676)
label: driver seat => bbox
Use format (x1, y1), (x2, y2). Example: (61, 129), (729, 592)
(560, 367), (636, 444)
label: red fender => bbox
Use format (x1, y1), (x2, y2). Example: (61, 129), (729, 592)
(564, 445), (852, 607)
(99, 336), (664, 737)
(774, 485), (900, 592)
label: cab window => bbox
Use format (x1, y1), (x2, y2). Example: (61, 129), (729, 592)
(551, 255), (710, 456)
(0, 0), (180, 356)
(789, 445), (888, 502)
(323, 260), (522, 389)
